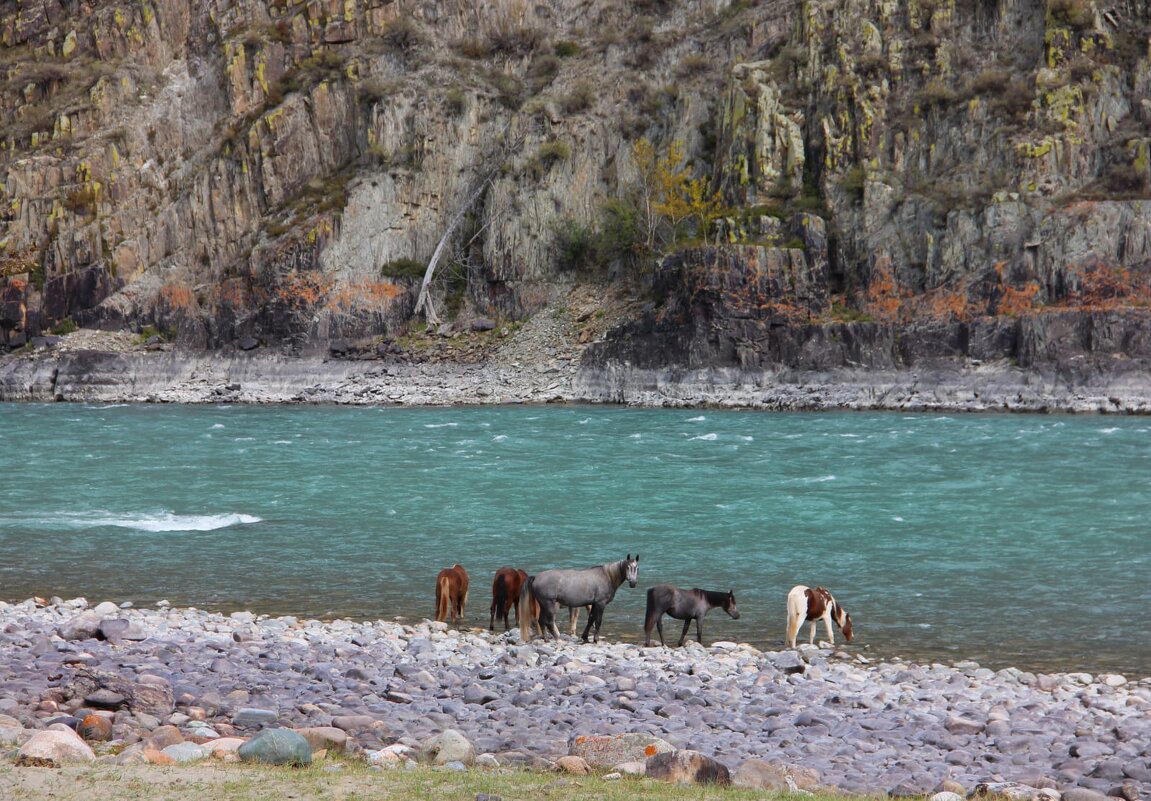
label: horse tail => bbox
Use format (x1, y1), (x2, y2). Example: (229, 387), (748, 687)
(643, 587), (658, 641)
(785, 585), (805, 647)
(491, 572), (505, 631)
(437, 575), (452, 623)
(519, 576), (535, 641)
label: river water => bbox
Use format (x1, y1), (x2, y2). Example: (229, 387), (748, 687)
(2, 403), (1147, 676)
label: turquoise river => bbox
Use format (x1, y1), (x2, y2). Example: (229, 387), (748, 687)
(1, 403), (1148, 676)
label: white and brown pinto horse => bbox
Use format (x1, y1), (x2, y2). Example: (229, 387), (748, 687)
(786, 584), (853, 647)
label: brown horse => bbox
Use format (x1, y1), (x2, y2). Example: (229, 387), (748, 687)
(435, 564), (469, 624)
(490, 567), (529, 631)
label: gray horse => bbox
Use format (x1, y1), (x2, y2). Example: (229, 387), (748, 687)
(520, 554), (639, 643)
(643, 585), (740, 647)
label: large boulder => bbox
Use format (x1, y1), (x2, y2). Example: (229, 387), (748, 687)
(417, 730), (475, 766)
(733, 758), (822, 790)
(237, 728), (313, 766)
(568, 733), (675, 768)
(16, 727), (96, 766)
(646, 750), (732, 786)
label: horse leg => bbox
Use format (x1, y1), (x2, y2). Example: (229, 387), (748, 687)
(568, 606), (581, 637)
(694, 615), (704, 646)
(824, 612), (835, 646)
(785, 611), (800, 648)
(582, 603), (606, 643)
(543, 601), (562, 640)
(678, 618), (691, 647)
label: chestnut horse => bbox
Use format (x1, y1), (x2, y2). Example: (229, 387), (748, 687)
(434, 564), (469, 624)
(490, 567), (529, 631)
(786, 584), (853, 647)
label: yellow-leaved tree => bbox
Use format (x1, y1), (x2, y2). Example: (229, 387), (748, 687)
(632, 138), (723, 252)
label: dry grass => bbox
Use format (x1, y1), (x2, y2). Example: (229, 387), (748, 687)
(0, 760), (867, 801)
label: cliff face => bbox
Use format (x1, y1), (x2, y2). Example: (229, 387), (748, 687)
(2, 0), (1150, 376)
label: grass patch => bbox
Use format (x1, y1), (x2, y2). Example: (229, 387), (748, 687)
(50, 317), (78, 336)
(0, 761), (878, 801)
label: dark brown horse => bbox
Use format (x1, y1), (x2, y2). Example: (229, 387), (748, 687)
(434, 564), (469, 624)
(490, 567), (529, 631)
(643, 585), (740, 647)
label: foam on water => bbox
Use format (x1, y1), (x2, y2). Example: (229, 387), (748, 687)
(40, 511), (263, 532)
(689, 433), (719, 441)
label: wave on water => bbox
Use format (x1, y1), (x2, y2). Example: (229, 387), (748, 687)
(687, 416), (706, 422)
(423, 422), (459, 428)
(211, 423), (225, 429)
(689, 433), (719, 441)
(30, 511), (264, 532)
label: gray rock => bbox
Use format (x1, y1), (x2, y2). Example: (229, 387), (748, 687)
(84, 689), (127, 710)
(944, 715), (985, 735)
(237, 728), (313, 766)
(233, 707), (279, 726)
(418, 729), (475, 766)
(569, 732), (675, 767)
(162, 742), (208, 762)
(59, 611), (102, 641)
(1060, 789), (1110, 801)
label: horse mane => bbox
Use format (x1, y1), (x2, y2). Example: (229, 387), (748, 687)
(697, 588), (731, 606)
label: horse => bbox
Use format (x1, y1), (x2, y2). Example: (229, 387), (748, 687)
(518, 582), (587, 638)
(785, 584), (853, 647)
(434, 564), (469, 624)
(520, 554), (639, 643)
(490, 567), (529, 631)
(643, 585), (740, 647)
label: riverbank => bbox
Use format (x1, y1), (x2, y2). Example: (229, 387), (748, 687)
(1, 598), (1147, 799)
(3, 329), (1151, 413)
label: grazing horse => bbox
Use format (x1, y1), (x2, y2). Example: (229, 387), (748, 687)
(520, 554), (639, 643)
(490, 567), (529, 631)
(434, 564), (469, 624)
(786, 584), (853, 647)
(643, 585), (740, 647)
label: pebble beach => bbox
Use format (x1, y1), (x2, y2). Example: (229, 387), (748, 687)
(1, 597), (1148, 799)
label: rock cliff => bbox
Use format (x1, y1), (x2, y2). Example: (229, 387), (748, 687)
(2, 0), (1150, 384)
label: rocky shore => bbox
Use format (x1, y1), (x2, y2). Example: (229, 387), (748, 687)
(1, 598), (1147, 799)
(4, 328), (1151, 414)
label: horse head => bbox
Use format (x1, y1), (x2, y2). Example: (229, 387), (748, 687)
(725, 590), (741, 619)
(835, 602), (854, 641)
(624, 554), (640, 587)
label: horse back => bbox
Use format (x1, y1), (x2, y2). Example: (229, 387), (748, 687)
(805, 586), (831, 620)
(534, 566), (610, 607)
